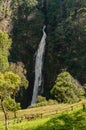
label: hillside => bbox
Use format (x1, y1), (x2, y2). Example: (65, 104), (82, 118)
(0, 0), (86, 107)
(0, 100), (86, 130)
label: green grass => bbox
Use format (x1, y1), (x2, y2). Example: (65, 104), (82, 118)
(0, 99), (86, 121)
(0, 109), (86, 130)
(0, 117), (51, 130)
(0, 99), (86, 130)
(36, 110), (86, 130)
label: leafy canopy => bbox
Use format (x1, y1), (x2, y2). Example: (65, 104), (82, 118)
(0, 71), (21, 98)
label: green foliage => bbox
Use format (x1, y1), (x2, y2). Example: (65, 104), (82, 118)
(36, 96), (47, 106)
(36, 101), (48, 107)
(33, 110), (86, 130)
(44, 0), (86, 94)
(8, 62), (28, 88)
(8, 62), (28, 108)
(48, 99), (57, 105)
(0, 30), (11, 55)
(0, 30), (12, 72)
(36, 100), (57, 107)
(0, 0), (86, 106)
(10, 0), (41, 107)
(12, 0), (37, 16)
(14, 0), (37, 8)
(4, 71), (21, 91)
(0, 71), (21, 130)
(51, 71), (84, 103)
(0, 55), (9, 72)
(0, 72), (5, 93)
(37, 96), (46, 103)
(0, 71), (21, 99)
(23, 0), (37, 8)
(3, 97), (20, 112)
(0, 108), (86, 130)
(83, 84), (86, 95)
(36, 96), (57, 107)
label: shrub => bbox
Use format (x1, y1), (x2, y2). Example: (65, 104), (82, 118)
(48, 99), (57, 105)
(36, 96), (58, 107)
(51, 71), (84, 103)
(37, 96), (46, 103)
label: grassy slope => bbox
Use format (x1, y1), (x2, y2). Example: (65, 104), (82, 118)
(0, 103), (69, 121)
(0, 109), (86, 130)
(0, 101), (84, 121)
(0, 100), (86, 130)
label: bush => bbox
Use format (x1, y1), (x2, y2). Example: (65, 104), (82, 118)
(37, 96), (46, 103)
(36, 96), (58, 107)
(36, 101), (48, 107)
(48, 99), (57, 105)
(51, 71), (84, 103)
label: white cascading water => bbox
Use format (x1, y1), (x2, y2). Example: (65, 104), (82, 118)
(31, 25), (47, 105)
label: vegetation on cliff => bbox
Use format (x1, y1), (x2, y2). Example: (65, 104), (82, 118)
(0, 0), (86, 107)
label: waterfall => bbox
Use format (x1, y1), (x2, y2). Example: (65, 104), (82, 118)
(31, 25), (47, 105)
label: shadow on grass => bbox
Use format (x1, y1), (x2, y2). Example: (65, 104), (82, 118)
(26, 110), (86, 130)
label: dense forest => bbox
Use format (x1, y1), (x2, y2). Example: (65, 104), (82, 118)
(0, 0), (86, 108)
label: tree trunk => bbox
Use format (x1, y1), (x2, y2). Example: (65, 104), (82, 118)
(4, 112), (8, 130)
(1, 99), (8, 130)
(14, 111), (17, 119)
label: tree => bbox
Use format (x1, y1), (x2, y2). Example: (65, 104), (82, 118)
(0, 30), (11, 72)
(8, 62), (28, 108)
(8, 62), (28, 88)
(51, 71), (84, 103)
(0, 71), (21, 130)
